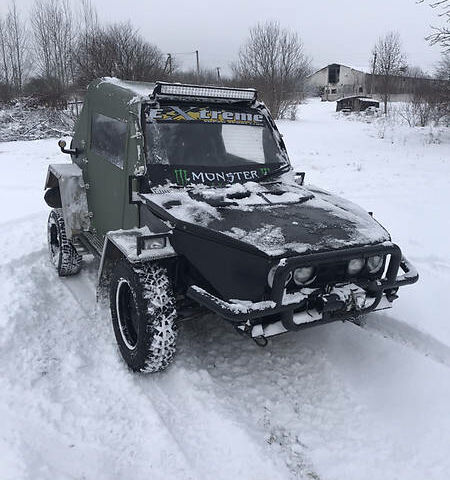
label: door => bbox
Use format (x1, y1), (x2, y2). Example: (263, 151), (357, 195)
(87, 112), (128, 238)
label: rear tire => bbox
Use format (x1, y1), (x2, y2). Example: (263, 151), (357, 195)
(47, 209), (82, 276)
(109, 260), (177, 373)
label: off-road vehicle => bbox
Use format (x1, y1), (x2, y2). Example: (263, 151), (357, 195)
(44, 78), (418, 373)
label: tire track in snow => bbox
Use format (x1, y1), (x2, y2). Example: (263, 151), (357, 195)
(0, 211), (47, 267)
(0, 220), (293, 478)
(0, 256), (198, 480)
(5, 249), (450, 480)
(56, 260), (293, 480)
(175, 315), (450, 480)
(175, 317), (328, 480)
(1, 253), (290, 480)
(359, 312), (450, 369)
(136, 367), (293, 480)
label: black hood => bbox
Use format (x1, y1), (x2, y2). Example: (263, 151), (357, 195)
(141, 178), (390, 258)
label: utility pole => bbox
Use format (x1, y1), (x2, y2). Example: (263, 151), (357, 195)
(370, 52), (377, 96)
(195, 50), (200, 77)
(216, 67), (221, 83)
(165, 53), (172, 76)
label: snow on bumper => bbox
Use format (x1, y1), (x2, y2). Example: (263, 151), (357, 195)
(186, 250), (418, 336)
(188, 282), (393, 323)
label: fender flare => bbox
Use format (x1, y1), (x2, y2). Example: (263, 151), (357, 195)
(97, 227), (178, 290)
(44, 164), (90, 238)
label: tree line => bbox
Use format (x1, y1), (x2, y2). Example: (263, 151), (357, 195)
(370, 30), (449, 122)
(0, 0), (448, 119)
(0, 0), (311, 118)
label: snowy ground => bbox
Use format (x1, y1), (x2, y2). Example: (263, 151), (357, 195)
(1, 99), (450, 480)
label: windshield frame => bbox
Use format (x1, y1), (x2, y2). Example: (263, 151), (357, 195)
(142, 102), (290, 187)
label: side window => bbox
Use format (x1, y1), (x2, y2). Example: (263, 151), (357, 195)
(91, 113), (127, 169)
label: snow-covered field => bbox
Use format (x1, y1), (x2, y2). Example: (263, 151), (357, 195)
(1, 99), (449, 480)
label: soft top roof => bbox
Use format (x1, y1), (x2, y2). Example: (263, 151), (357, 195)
(87, 77), (258, 107)
(89, 77), (157, 105)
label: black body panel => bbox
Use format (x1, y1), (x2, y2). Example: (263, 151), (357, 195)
(171, 228), (271, 301)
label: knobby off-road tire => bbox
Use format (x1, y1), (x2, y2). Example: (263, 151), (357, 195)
(47, 209), (82, 276)
(110, 260), (177, 373)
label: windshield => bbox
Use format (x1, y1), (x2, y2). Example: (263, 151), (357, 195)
(144, 105), (288, 186)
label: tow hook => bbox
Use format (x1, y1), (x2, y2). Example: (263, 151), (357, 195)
(253, 336), (268, 347)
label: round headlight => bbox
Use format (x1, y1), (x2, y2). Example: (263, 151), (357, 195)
(293, 266), (315, 285)
(367, 255), (383, 273)
(347, 258), (365, 275)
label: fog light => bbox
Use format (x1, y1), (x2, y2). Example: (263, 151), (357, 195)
(348, 258), (365, 275)
(367, 255), (383, 273)
(293, 266), (315, 285)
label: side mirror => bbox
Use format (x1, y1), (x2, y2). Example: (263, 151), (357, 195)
(58, 139), (78, 156)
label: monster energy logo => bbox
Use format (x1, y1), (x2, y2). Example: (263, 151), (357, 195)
(173, 167), (271, 185)
(174, 169), (189, 186)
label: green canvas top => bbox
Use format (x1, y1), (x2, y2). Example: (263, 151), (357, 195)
(88, 77), (157, 106)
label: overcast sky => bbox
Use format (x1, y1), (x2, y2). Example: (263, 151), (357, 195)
(3, 0), (446, 75)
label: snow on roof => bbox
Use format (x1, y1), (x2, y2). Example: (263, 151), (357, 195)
(337, 95), (378, 102)
(345, 65), (371, 74)
(309, 64), (371, 77)
(94, 77), (157, 103)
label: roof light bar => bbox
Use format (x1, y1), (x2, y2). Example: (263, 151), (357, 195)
(156, 83), (256, 101)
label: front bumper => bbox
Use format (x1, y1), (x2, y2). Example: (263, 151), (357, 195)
(186, 243), (418, 330)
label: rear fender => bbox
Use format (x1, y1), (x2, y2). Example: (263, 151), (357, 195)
(44, 164), (90, 238)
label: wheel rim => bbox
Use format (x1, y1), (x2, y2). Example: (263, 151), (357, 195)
(48, 220), (60, 266)
(116, 279), (139, 350)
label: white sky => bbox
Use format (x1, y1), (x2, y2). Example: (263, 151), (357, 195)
(3, 0), (446, 75)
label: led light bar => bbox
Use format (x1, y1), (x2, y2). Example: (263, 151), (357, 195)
(156, 83), (256, 101)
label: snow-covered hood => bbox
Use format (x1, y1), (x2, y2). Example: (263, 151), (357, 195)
(141, 178), (390, 257)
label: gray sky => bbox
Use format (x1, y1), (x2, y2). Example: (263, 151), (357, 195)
(3, 0), (446, 75)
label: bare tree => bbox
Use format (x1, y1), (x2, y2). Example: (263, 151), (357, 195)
(233, 21), (311, 118)
(405, 65), (428, 77)
(0, 1), (28, 96)
(418, 0), (450, 50)
(31, 0), (74, 90)
(74, 0), (98, 85)
(372, 32), (407, 113)
(435, 53), (450, 121)
(0, 18), (11, 100)
(173, 68), (220, 85)
(74, 22), (164, 85)
(436, 53), (450, 78)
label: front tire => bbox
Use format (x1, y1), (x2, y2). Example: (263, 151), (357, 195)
(47, 209), (82, 276)
(110, 260), (177, 373)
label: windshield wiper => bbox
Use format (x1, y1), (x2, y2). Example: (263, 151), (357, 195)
(258, 163), (291, 182)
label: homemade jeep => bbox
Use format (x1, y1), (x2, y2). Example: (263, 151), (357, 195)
(44, 78), (418, 373)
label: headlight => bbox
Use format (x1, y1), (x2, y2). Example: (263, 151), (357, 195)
(143, 237), (166, 249)
(293, 266), (315, 285)
(347, 258), (365, 275)
(137, 235), (167, 255)
(367, 255), (383, 273)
